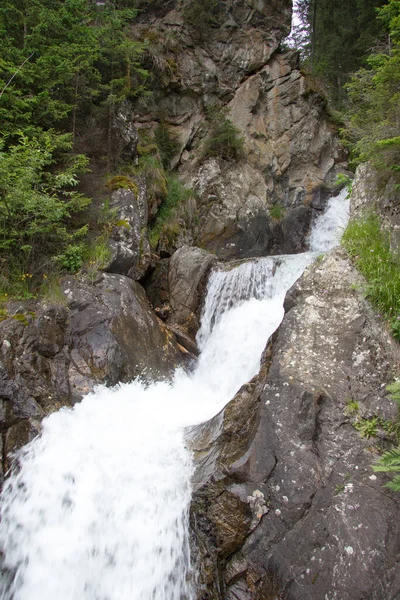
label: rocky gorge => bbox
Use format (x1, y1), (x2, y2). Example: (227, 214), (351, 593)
(0, 1), (399, 599)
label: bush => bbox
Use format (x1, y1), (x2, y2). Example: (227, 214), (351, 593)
(342, 214), (400, 340)
(0, 132), (90, 293)
(154, 123), (181, 169)
(203, 107), (245, 162)
(149, 175), (195, 249)
(183, 0), (220, 34)
(56, 244), (86, 273)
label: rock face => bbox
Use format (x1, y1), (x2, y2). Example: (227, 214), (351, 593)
(190, 249), (400, 600)
(123, 0), (347, 260)
(105, 188), (151, 280)
(180, 52), (344, 259)
(0, 273), (181, 471)
(351, 162), (400, 251)
(168, 246), (216, 333)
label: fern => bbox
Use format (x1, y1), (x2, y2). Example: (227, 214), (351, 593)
(386, 381), (400, 403)
(373, 448), (400, 471)
(372, 382), (400, 491)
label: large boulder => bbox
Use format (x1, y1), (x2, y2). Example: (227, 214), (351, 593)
(0, 273), (182, 471)
(63, 273), (181, 397)
(104, 188), (151, 280)
(168, 246), (216, 334)
(190, 249), (400, 600)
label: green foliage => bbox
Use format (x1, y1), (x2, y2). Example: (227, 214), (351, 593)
(291, 0), (387, 107)
(335, 173), (353, 197)
(342, 0), (400, 173)
(270, 203), (286, 221)
(139, 25), (181, 87)
(345, 399), (359, 416)
(154, 123), (181, 169)
(0, 131), (90, 290)
(372, 381), (400, 490)
(387, 380), (400, 401)
(203, 107), (245, 162)
(82, 234), (112, 283)
(0, 0), (149, 297)
(136, 153), (168, 203)
(149, 175), (195, 249)
(373, 447), (400, 490)
(354, 416), (379, 438)
(342, 214), (400, 340)
(0, 0), (147, 138)
(56, 244), (85, 273)
(106, 175), (139, 196)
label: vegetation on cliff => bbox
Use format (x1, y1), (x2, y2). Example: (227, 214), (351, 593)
(342, 214), (400, 340)
(0, 0), (147, 297)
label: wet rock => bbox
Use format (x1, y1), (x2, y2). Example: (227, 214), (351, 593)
(190, 249), (400, 600)
(168, 246), (216, 334)
(4, 419), (42, 473)
(63, 273), (181, 398)
(142, 257), (170, 311)
(0, 272), (183, 467)
(104, 188), (151, 281)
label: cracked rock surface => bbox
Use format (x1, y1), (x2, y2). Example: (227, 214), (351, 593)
(190, 248), (400, 600)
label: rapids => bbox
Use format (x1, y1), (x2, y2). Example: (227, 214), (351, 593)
(0, 189), (349, 600)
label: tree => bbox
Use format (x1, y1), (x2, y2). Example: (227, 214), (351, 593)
(291, 0), (387, 106)
(344, 0), (400, 173)
(0, 132), (90, 285)
(203, 107), (245, 162)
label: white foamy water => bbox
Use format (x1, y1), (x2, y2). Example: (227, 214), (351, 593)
(0, 190), (350, 600)
(309, 187), (350, 252)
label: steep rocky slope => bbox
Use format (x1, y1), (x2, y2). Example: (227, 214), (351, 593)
(190, 248), (400, 600)
(111, 0), (347, 261)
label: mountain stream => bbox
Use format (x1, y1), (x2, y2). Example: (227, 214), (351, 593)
(0, 189), (349, 600)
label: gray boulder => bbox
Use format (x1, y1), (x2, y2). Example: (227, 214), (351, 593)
(0, 273), (182, 470)
(168, 246), (216, 334)
(105, 188), (151, 281)
(63, 273), (181, 398)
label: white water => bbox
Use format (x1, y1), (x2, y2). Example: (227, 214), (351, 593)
(0, 190), (349, 600)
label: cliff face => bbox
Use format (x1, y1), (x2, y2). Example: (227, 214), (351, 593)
(116, 0), (346, 260)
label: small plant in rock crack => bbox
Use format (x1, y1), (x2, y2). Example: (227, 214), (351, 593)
(354, 416), (379, 439)
(270, 203), (286, 221)
(345, 399), (359, 416)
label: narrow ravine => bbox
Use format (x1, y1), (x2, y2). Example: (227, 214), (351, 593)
(0, 190), (349, 600)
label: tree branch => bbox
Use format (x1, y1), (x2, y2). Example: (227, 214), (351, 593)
(0, 52), (34, 99)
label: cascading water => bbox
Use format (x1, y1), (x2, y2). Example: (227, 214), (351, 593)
(0, 189), (349, 600)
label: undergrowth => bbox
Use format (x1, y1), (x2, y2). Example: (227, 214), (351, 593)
(342, 214), (400, 340)
(149, 175), (195, 249)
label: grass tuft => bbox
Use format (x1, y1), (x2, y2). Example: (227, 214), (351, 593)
(342, 214), (400, 341)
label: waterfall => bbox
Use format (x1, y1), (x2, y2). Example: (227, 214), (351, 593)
(0, 189), (349, 600)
